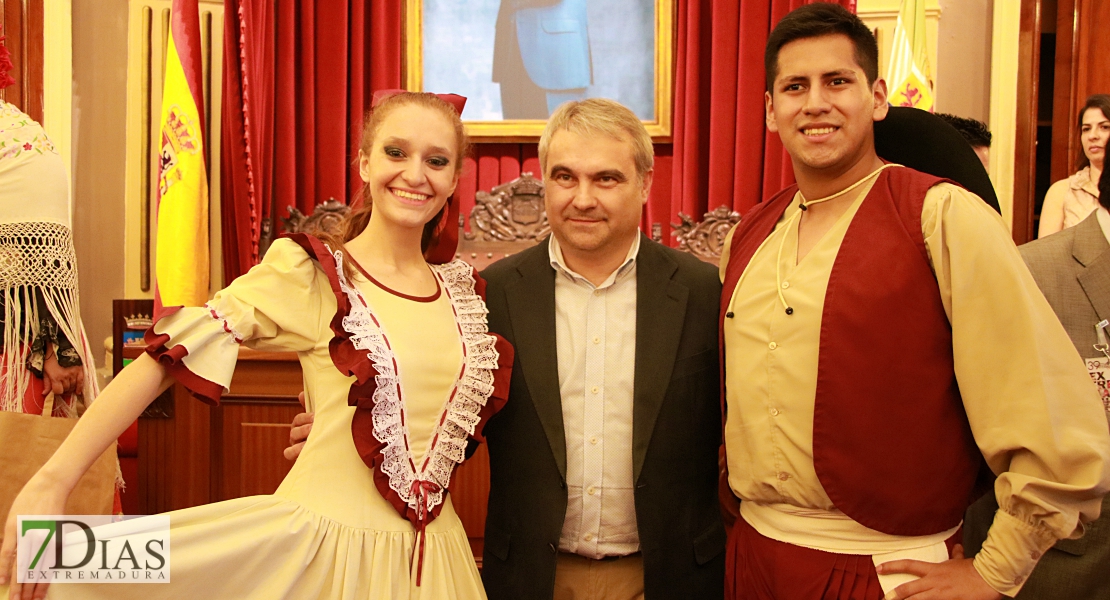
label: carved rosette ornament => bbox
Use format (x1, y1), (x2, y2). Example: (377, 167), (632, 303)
(282, 198), (352, 238)
(672, 205), (742, 263)
(465, 173), (550, 242)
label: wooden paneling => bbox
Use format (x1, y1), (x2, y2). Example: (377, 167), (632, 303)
(452, 445), (491, 558)
(135, 366), (211, 514)
(0, 0), (44, 121)
(235, 422), (297, 498)
(1050, 0), (1079, 183)
(1074, 0), (1110, 115)
(1012, 0), (1042, 243)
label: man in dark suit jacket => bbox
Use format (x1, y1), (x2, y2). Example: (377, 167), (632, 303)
(963, 206), (1110, 600)
(480, 98), (724, 600)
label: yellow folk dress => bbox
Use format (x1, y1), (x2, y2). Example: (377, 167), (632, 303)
(42, 235), (509, 599)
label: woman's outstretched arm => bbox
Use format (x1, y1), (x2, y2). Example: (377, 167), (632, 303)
(0, 352), (173, 594)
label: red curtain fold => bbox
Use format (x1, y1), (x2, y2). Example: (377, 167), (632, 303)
(222, 0), (855, 283)
(649, 0), (854, 239)
(221, 0), (401, 284)
(221, 0), (273, 283)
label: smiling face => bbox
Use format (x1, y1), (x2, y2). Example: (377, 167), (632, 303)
(544, 128), (651, 263)
(358, 103), (460, 233)
(765, 34), (888, 184)
(1080, 106), (1110, 169)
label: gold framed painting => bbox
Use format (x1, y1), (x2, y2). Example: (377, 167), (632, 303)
(404, 0), (674, 142)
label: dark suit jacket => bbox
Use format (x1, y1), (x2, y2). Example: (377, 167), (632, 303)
(963, 211), (1110, 599)
(479, 235), (726, 600)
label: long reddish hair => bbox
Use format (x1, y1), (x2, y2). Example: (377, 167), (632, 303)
(318, 92), (469, 277)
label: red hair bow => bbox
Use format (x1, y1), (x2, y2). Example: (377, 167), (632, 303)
(370, 89), (467, 116)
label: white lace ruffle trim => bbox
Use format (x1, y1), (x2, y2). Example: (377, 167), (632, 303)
(330, 250), (499, 516)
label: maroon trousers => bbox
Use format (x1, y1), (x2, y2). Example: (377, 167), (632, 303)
(725, 517), (884, 600)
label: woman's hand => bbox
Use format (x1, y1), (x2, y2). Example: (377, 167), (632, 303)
(0, 475), (70, 599)
(42, 355), (84, 398)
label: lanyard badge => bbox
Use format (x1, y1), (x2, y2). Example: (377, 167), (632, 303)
(1087, 320), (1110, 412)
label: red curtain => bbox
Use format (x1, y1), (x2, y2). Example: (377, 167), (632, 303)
(221, 0), (401, 284)
(222, 0), (855, 282)
(647, 0), (855, 235)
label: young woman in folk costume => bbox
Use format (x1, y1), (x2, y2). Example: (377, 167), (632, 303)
(1, 91), (513, 599)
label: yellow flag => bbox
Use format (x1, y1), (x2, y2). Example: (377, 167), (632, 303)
(155, 0), (209, 308)
(886, 0), (934, 111)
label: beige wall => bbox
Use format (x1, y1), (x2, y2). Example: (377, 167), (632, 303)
(935, 0), (993, 122)
(857, 0), (993, 123)
(71, 0), (129, 365)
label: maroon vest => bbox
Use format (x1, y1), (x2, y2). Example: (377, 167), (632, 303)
(721, 167), (980, 536)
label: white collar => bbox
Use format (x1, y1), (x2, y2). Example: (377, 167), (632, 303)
(548, 233), (641, 289)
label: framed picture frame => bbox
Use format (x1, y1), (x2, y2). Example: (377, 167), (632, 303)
(404, 0), (674, 142)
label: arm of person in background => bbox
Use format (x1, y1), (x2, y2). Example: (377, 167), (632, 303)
(26, 291), (86, 398)
(41, 348), (85, 398)
(1039, 179), (1069, 238)
(0, 353), (174, 597)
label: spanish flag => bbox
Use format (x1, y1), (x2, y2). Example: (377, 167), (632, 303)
(886, 0), (934, 111)
(155, 0), (209, 308)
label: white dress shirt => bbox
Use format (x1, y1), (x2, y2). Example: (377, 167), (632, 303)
(549, 234), (641, 558)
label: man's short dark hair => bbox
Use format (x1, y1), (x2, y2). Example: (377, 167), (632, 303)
(764, 3), (879, 93)
(935, 113), (992, 148)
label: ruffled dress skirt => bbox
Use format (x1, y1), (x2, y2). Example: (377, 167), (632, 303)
(33, 380), (486, 600)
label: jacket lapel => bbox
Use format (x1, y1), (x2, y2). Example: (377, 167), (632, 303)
(1073, 214), (1110, 323)
(504, 241), (568, 479)
(632, 237), (687, 481)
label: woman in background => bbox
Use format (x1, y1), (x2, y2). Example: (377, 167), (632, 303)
(0, 26), (98, 418)
(1, 90), (511, 599)
(1040, 94), (1110, 237)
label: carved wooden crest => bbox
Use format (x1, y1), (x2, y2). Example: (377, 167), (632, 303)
(282, 198), (351, 237)
(672, 205), (742, 263)
(465, 173), (549, 242)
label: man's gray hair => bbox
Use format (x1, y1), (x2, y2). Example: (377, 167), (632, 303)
(538, 98), (654, 180)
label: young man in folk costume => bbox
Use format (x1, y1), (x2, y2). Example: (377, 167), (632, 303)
(718, 4), (1110, 600)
